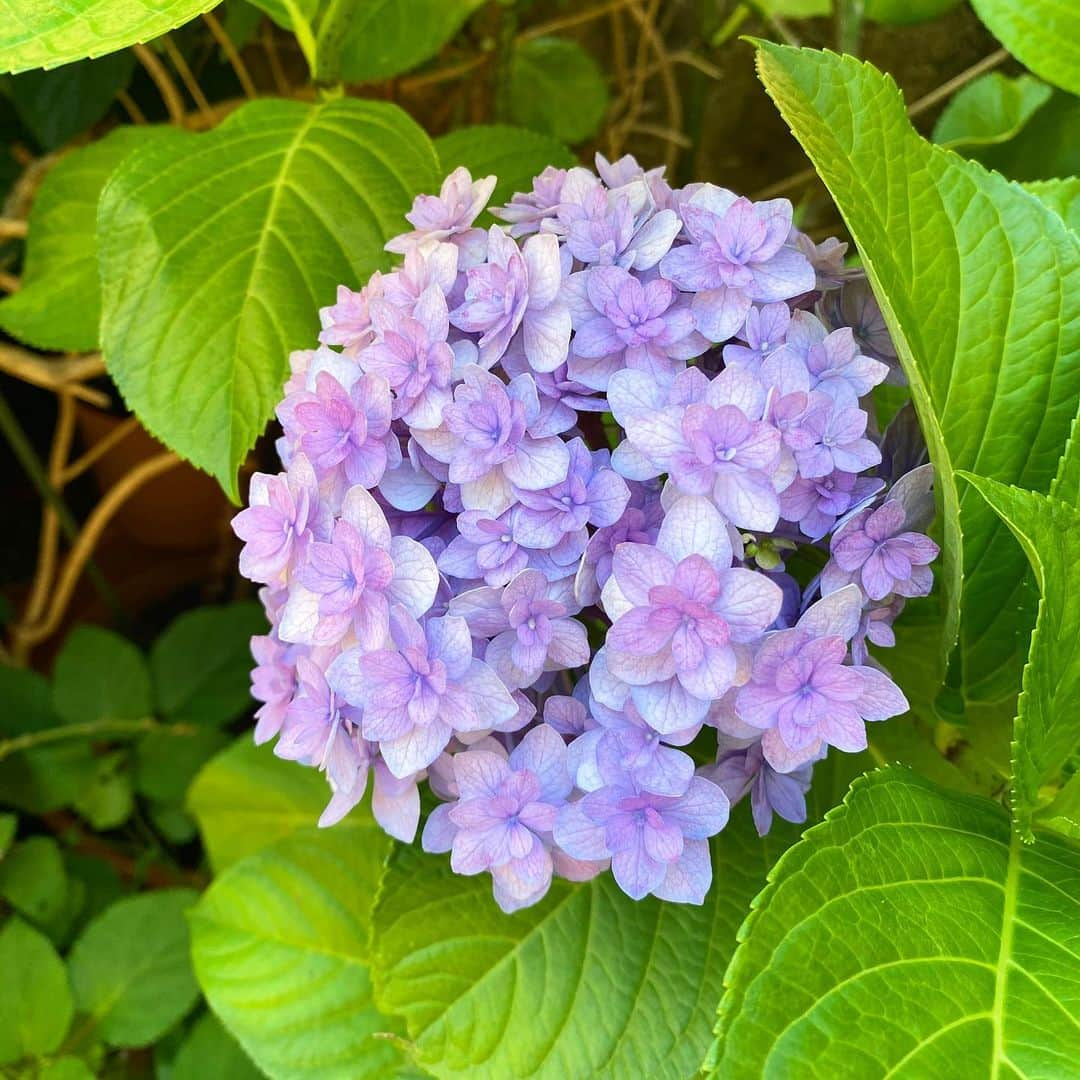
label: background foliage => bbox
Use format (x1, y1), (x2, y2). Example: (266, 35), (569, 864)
(0, 1), (1076, 1078)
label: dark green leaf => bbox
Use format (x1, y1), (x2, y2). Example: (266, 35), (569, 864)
(150, 603), (264, 726)
(189, 828), (402, 1079)
(0, 0), (220, 74)
(931, 72), (1051, 149)
(0, 812), (14, 858)
(976, 88), (1080, 181)
(509, 37), (609, 145)
(754, 44), (1080, 710)
(52, 625), (151, 726)
(0, 917), (72, 1065)
(99, 97), (439, 497)
(68, 889), (200, 1047)
(434, 124), (575, 223)
(971, 0), (1080, 95)
(711, 769), (1080, 1077)
(0, 125), (181, 353)
(35, 1058), (96, 1080)
(3, 51), (134, 149)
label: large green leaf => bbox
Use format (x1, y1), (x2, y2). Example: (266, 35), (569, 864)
(99, 97), (439, 499)
(187, 736), (363, 873)
(971, 0), (1080, 96)
(170, 1012), (263, 1080)
(372, 802), (828, 1080)
(434, 125), (576, 223)
(508, 37), (609, 145)
(247, 0), (484, 82)
(150, 602), (264, 726)
(710, 769), (1080, 1078)
(68, 889), (200, 1047)
(0, 0), (219, 74)
(189, 827), (402, 1080)
(0, 125), (177, 353)
(754, 44), (1080, 708)
(961, 472), (1080, 838)
(931, 73), (1052, 150)
(0, 917), (72, 1065)
(978, 89), (1080, 182)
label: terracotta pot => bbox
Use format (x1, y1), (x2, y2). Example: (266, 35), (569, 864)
(74, 403), (227, 551)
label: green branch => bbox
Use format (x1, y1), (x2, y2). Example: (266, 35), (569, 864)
(0, 716), (197, 763)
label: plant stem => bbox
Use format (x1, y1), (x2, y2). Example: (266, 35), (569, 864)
(0, 716), (197, 764)
(0, 387), (118, 616)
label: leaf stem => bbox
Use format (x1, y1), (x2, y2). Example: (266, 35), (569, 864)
(0, 716), (197, 764)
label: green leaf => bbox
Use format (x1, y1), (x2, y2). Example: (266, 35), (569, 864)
(2, 51), (134, 149)
(0, 125), (179, 353)
(189, 828), (402, 1080)
(372, 808), (800, 1080)
(188, 736), (357, 873)
(971, 0), (1080, 96)
(0, 0), (220, 74)
(68, 889), (200, 1048)
(758, 0), (832, 16)
(509, 37), (609, 145)
(711, 769), (1080, 1078)
(1024, 178), (1080, 234)
(434, 124), (576, 223)
(99, 97), (439, 498)
(170, 1012), (263, 1080)
(961, 473), (1080, 838)
(931, 72), (1052, 149)
(754, 44), (1080, 708)
(0, 917), (72, 1065)
(864, 0), (963, 21)
(0, 836), (68, 929)
(150, 603), (265, 726)
(52, 625), (151, 726)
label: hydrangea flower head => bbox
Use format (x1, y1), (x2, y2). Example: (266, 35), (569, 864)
(235, 155), (936, 911)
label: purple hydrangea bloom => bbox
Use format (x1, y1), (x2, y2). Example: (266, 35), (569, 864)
(451, 570), (589, 690)
(234, 157), (933, 913)
(283, 370), (400, 487)
(823, 498), (940, 601)
(704, 738), (813, 836)
(422, 725), (573, 912)
(659, 185), (814, 341)
(450, 227), (570, 372)
(571, 266), (703, 381)
(735, 586), (909, 771)
(330, 605), (518, 778)
(600, 497), (781, 733)
(386, 166), (495, 259)
(553, 761), (729, 903)
(512, 438), (630, 549)
(414, 365), (570, 514)
(277, 486), (437, 648)
(722, 302), (791, 367)
(232, 455), (320, 585)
